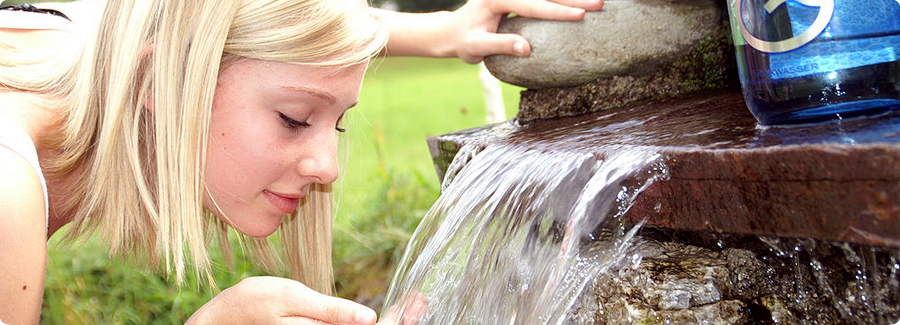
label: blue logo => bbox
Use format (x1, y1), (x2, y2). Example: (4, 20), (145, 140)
(735, 0), (835, 53)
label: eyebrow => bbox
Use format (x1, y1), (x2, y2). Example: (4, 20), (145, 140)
(281, 85), (336, 105)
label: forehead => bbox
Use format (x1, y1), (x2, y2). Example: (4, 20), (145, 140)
(217, 58), (369, 102)
(223, 58), (368, 81)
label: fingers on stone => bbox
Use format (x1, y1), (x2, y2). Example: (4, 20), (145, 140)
(464, 32), (530, 62)
(491, 0), (585, 20)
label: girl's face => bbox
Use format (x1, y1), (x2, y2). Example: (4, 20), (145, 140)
(205, 58), (367, 237)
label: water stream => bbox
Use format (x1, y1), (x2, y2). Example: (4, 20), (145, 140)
(382, 144), (668, 324)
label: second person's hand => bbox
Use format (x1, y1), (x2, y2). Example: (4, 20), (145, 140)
(375, 0), (604, 63)
(447, 0), (605, 63)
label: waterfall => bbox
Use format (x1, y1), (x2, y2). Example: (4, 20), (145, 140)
(382, 143), (668, 324)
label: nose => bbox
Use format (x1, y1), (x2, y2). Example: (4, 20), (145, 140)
(295, 129), (340, 185)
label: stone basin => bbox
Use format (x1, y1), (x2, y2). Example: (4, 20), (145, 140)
(428, 92), (900, 248)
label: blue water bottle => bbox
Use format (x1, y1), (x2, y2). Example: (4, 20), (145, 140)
(727, 0), (900, 125)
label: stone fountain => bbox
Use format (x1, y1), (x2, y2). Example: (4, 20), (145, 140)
(418, 0), (900, 324)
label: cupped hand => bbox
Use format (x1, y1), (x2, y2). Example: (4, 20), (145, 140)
(186, 276), (377, 325)
(448, 0), (605, 63)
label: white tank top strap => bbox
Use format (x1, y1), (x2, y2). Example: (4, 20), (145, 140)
(0, 119), (50, 227)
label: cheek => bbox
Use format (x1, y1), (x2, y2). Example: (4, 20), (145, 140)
(205, 110), (283, 201)
(204, 121), (292, 237)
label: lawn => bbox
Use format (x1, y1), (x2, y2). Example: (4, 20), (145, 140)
(40, 56), (524, 323)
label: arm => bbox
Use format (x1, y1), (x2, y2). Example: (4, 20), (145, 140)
(0, 148), (49, 324)
(373, 0), (605, 63)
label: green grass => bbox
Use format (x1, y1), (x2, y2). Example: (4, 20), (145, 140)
(43, 233), (266, 324)
(41, 57), (523, 323)
(339, 57), (520, 215)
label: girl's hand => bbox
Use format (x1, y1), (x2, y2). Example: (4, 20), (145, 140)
(186, 276), (377, 325)
(446, 0), (605, 63)
(376, 0), (604, 63)
(377, 292), (428, 325)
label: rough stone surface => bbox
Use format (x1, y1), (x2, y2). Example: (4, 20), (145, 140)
(515, 28), (738, 121)
(566, 233), (900, 324)
(485, 0), (725, 90)
(575, 239), (751, 325)
(427, 92), (900, 248)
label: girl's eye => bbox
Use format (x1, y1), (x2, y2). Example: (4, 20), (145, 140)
(278, 112), (311, 130)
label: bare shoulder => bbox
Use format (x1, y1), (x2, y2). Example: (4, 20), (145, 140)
(0, 7), (71, 31)
(0, 11), (73, 51)
(35, 0), (105, 27)
(0, 146), (47, 324)
(0, 0), (103, 52)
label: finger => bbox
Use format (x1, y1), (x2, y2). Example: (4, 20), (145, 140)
(279, 316), (330, 325)
(401, 293), (428, 325)
(461, 32), (531, 63)
(377, 300), (407, 325)
(547, 0), (604, 11)
(489, 0), (587, 21)
(285, 293), (377, 325)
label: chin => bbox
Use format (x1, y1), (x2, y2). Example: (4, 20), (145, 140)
(209, 209), (283, 238)
(234, 220), (282, 238)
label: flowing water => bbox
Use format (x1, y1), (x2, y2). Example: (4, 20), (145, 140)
(381, 143), (668, 324)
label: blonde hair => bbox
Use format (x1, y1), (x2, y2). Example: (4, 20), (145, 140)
(42, 0), (387, 293)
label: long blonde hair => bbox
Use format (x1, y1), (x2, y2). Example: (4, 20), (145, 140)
(42, 0), (387, 293)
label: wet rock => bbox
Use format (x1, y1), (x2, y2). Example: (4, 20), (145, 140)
(569, 234), (900, 324)
(584, 238), (750, 324)
(485, 0), (725, 90)
(760, 295), (802, 324)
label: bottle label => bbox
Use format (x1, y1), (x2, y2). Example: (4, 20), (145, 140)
(734, 0), (835, 53)
(731, 0), (900, 80)
(768, 37), (900, 79)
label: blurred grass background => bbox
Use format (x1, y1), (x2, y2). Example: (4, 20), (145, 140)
(37, 55), (523, 323)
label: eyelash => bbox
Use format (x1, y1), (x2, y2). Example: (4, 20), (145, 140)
(336, 114), (346, 133)
(279, 112), (346, 133)
(278, 112), (311, 131)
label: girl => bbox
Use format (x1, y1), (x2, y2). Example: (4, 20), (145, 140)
(0, 0), (603, 323)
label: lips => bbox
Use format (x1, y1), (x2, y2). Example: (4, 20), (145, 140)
(263, 190), (300, 215)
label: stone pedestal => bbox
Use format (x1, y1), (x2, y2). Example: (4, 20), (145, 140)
(437, 0), (900, 322)
(427, 92), (900, 323)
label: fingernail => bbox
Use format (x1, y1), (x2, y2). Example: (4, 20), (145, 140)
(356, 310), (376, 325)
(514, 42), (526, 56)
(571, 7), (586, 16)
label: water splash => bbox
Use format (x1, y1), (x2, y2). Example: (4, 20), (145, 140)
(382, 144), (667, 324)
(757, 237), (900, 324)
